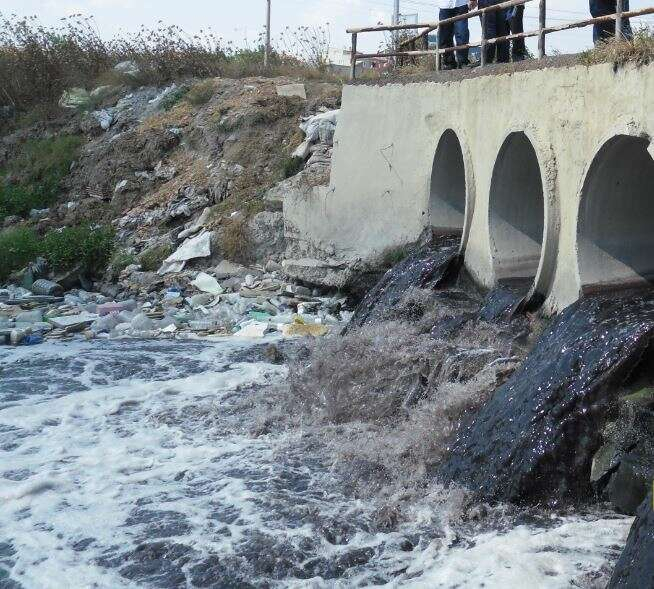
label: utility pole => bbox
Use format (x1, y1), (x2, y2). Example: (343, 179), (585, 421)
(264, 0), (271, 68)
(392, 0), (400, 48)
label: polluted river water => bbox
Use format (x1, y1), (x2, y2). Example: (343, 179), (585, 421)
(0, 333), (635, 587)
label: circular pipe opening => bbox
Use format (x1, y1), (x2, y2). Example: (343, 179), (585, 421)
(489, 132), (545, 284)
(429, 129), (466, 235)
(578, 135), (654, 293)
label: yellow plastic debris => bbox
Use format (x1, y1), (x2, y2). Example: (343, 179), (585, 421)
(281, 323), (329, 337)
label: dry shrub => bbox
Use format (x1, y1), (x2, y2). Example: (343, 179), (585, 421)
(0, 15), (113, 110)
(221, 216), (251, 264)
(0, 13), (339, 112)
(276, 25), (331, 69)
(580, 26), (654, 67)
(186, 79), (216, 106)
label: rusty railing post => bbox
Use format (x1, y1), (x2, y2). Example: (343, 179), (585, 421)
(350, 33), (357, 80)
(480, 9), (487, 67)
(538, 0), (547, 58)
(616, 0), (624, 40)
(436, 27), (442, 71)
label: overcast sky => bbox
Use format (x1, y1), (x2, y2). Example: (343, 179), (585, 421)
(3, 0), (654, 56)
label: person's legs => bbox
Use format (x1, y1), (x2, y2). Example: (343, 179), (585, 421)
(477, 0), (490, 61)
(478, 0), (496, 62)
(439, 8), (456, 69)
(510, 6), (526, 60)
(453, 5), (470, 66)
(590, 0), (617, 44)
(621, 0), (633, 40)
(494, 7), (510, 62)
(479, 0), (509, 63)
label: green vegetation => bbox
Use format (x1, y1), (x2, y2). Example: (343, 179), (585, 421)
(281, 156), (304, 179)
(109, 249), (137, 276)
(0, 135), (82, 220)
(43, 225), (115, 273)
(185, 80), (216, 106)
(380, 245), (410, 269)
(138, 243), (172, 271)
(0, 227), (41, 282)
(159, 85), (190, 111)
(0, 225), (115, 282)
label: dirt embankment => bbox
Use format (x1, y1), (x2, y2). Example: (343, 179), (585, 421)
(0, 76), (341, 286)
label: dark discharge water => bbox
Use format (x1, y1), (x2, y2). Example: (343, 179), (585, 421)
(349, 236), (461, 328)
(609, 491), (654, 587)
(440, 290), (654, 506)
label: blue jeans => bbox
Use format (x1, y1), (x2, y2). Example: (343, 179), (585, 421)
(590, 0), (633, 44)
(439, 6), (470, 67)
(478, 0), (510, 63)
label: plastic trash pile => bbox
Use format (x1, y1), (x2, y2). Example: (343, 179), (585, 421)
(0, 262), (353, 346)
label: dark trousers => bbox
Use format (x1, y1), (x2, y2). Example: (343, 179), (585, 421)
(439, 6), (470, 68)
(479, 0), (510, 63)
(590, 0), (633, 44)
(508, 6), (526, 60)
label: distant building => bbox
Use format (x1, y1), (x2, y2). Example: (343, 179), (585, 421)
(327, 47), (390, 76)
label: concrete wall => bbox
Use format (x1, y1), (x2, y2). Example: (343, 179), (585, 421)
(285, 61), (654, 313)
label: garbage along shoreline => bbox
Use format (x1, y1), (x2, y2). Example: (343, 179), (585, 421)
(0, 259), (352, 347)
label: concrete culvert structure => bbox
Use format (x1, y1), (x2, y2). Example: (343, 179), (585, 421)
(489, 132), (545, 282)
(578, 135), (654, 292)
(429, 130), (466, 234)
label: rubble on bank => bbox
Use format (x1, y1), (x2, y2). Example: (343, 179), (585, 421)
(0, 260), (352, 345)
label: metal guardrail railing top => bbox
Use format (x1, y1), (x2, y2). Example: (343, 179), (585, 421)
(346, 0), (654, 79)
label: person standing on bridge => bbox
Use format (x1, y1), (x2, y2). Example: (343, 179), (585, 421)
(507, 5), (527, 61)
(469, 0), (510, 63)
(437, 0), (471, 69)
(589, 0), (633, 44)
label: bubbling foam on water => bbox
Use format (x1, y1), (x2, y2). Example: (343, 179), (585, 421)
(0, 338), (632, 588)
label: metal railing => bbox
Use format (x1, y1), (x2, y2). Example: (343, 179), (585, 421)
(347, 0), (654, 79)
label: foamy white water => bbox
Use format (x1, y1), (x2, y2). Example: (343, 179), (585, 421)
(0, 339), (632, 588)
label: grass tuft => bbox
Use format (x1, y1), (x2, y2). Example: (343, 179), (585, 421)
(185, 79), (216, 106)
(221, 216), (252, 264)
(159, 86), (190, 111)
(281, 156), (304, 179)
(138, 244), (172, 272)
(108, 249), (137, 278)
(579, 27), (654, 67)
